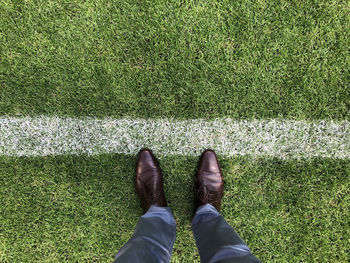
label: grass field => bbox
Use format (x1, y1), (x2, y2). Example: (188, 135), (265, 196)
(1, 0), (350, 262)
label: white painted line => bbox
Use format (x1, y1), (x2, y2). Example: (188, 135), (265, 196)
(0, 116), (349, 159)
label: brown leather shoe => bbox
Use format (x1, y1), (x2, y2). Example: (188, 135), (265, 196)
(196, 150), (224, 211)
(136, 149), (167, 213)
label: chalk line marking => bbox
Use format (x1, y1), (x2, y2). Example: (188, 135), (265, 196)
(0, 116), (349, 159)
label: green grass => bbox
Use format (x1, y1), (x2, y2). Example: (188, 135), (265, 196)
(1, 0), (350, 262)
(1, 0), (349, 119)
(0, 155), (349, 262)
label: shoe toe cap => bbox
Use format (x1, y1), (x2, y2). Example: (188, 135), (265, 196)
(199, 150), (220, 172)
(137, 149), (158, 171)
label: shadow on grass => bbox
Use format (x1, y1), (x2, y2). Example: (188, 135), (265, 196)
(0, 154), (349, 262)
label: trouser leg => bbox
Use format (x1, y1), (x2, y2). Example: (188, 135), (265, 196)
(114, 205), (176, 263)
(192, 204), (261, 263)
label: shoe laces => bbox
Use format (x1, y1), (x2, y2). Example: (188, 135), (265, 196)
(197, 184), (217, 204)
(149, 190), (161, 204)
(145, 183), (163, 205)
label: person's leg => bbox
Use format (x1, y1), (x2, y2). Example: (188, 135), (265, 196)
(114, 149), (176, 263)
(193, 150), (261, 263)
(114, 205), (176, 263)
(192, 204), (260, 263)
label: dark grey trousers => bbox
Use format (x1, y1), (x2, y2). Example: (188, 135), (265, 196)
(114, 204), (261, 263)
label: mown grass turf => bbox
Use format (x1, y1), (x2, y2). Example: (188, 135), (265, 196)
(0, 155), (349, 262)
(1, 0), (350, 262)
(1, 0), (349, 119)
